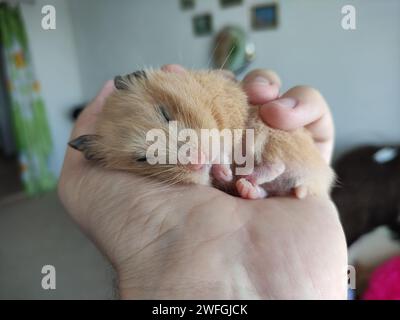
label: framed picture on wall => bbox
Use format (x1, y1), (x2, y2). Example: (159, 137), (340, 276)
(180, 0), (195, 10)
(219, 0), (243, 8)
(251, 3), (278, 30)
(192, 13), (213, 36)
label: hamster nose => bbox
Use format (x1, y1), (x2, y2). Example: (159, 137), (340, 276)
(187, 150), (207, 171)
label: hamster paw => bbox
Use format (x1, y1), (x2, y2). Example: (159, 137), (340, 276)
(212, 164), (233, 183)
(250, 161), (286, 185)
(236, 178), (268, 199)
(293, 185), (308, 199)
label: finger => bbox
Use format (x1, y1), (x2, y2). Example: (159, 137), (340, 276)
(259, 86), (334, 163)
(161, 64), (186, 74)
(242, 69), (282, 105)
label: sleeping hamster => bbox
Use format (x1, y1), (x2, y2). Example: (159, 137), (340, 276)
(69, 69), (334, 199)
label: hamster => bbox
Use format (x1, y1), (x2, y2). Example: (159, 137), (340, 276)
(69, 69), (334, 199)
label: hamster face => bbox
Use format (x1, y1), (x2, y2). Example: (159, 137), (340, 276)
(69, 69), (247, 186)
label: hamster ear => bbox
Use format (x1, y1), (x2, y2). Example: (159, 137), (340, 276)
(68, 135), (102, 161)
(114, 70), (147, 90)
(114, 75), (129, 90)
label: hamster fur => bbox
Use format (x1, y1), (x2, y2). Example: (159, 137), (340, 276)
(69, 69), (334, 199)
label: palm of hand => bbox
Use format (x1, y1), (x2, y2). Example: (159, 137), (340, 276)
(60, 162), (347, 299)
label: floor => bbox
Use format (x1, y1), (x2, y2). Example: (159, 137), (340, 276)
(0, 192), (115, 299)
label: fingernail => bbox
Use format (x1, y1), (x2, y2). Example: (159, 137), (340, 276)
(252, 76), (271, 85)
(272, 97), (297, 108)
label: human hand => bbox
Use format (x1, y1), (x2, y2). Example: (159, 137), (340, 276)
(58, 64), (347, 299)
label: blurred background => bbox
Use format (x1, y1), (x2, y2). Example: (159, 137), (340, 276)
(0, 0), (399, 299)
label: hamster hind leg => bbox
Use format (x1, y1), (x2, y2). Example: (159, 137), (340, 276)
(235, 162), (316, 200)
(236, 161), (285, 200)
(212, 164), (233, 183)
(236, 178), (268, 199)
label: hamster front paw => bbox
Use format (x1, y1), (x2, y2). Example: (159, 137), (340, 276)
(211, 164), (233, 183)
(293, 185), (308, 199)
(236, 178), (268, 199)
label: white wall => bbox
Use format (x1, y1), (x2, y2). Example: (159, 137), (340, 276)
(20, 0), (83, 175)
(68, 0), (400, 158)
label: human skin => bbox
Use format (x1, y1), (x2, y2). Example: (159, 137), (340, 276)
(58, 64), (347, 299)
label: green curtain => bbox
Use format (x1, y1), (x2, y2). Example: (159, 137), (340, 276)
(0, 4), (56, 195)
